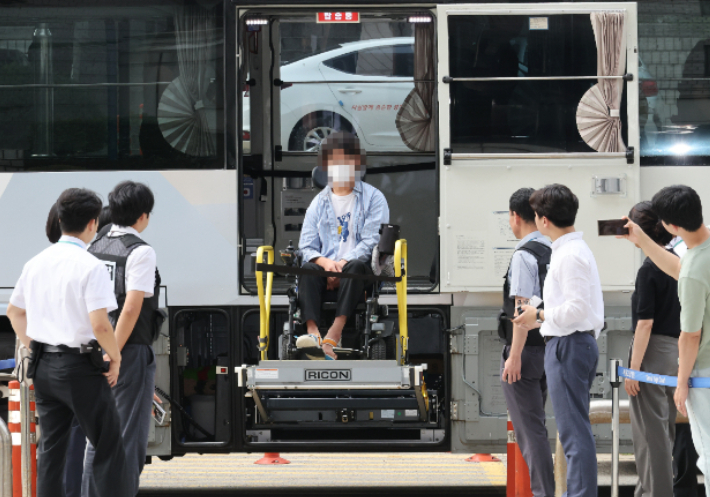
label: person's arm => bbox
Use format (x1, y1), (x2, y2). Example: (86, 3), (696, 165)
(341, 189), (389, 263)
(626, 264), (657, 396)
(114, 290), (145, 350)
(299, 196), (325, 264)
(502, 251), (536, 383)
(674, 276), (708, 416)
(114, 246), (155, 349)
(89, 308), (121, 387)
(625, 319), (653, 397)
(675, 330), (701, 417)
(502, 296), (530, 384)
(7, 304), (30, 349)
(622, 218), (681, 280)
(7, 269), (30, 348)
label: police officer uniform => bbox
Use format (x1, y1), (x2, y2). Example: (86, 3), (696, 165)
(82, 224), (160, 497)
(9, 234), (130, 497)
(499, 231), (554, 497)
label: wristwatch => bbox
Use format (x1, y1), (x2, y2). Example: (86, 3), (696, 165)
(536, 309), (544, 323)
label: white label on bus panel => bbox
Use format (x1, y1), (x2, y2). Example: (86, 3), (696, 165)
(529, 17), (548, 30)
(104, 261), (117, 283)
(255, 368), (279, 379)
(381, 409), (395, 419)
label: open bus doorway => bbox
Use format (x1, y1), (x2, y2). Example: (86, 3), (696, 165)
(238, 8), (439, 299)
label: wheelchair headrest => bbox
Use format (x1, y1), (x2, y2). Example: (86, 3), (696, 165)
(311, 166), (366, 190)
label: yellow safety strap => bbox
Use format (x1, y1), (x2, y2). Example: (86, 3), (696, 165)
(255, 246), (274, 361)
(394, 239), (408, 364)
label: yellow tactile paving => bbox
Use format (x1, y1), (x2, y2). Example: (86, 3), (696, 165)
(139, 453), (508, 489)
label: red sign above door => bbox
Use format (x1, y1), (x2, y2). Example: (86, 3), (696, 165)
(317, 12), (360, 23)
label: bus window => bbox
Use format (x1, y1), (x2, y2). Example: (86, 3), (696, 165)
(447, 14), (626, 154)
(239, 11), (438, 294)
(0, 4), (225, 171)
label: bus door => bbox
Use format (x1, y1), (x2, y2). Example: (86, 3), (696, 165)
(436, 3), (639, 453)
(237, 8), (447, 448)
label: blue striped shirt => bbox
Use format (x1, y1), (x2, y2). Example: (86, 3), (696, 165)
(299, 181), (389, 264)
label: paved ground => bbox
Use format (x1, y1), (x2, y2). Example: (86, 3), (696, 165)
(140, 452), (688, 491)
(140, 452), (506, 490)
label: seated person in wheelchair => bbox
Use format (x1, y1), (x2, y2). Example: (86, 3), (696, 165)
(297, 131), (389, 360)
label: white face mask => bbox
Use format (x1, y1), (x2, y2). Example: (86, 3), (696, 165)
(327, 164), (359, 188)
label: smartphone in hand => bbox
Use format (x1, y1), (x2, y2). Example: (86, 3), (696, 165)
(598, 219), (629, 236)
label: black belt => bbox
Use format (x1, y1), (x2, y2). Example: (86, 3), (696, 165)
(43, 344), (86, 354)
(543, 330), (595, 344)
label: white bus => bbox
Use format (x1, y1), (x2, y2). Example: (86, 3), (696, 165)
(0, 0), (707, 460)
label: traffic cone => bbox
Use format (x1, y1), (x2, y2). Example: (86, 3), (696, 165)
(507, 414), (515, 497)
(464, 453), (501, 462)
(507, 412), (533, 497)
(254, 452), (290, 464)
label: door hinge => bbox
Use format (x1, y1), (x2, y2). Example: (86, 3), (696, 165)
(450, 401), (459, 421)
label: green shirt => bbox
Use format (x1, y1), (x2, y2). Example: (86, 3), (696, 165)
(678, 236), (710, 370)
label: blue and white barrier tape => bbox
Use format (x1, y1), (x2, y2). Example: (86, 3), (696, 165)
(0, 358), (15, 370)
(618, 366), (710, 388)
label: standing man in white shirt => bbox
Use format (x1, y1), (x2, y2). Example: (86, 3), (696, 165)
(81, 181), (160, 497)
(6, 188), (130, 497)
(515, 184), (604, 497)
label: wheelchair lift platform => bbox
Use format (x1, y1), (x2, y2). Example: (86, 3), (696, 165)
(238, 360), (432, 426)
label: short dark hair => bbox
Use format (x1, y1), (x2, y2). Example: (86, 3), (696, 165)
(317, 131), (366, 171)
(509, 188), (536, 223)
(629, 201), (673, 246)
(109, 181), (154, 227)
(97, 206), (112, 231)
(529, 184), (579, 228)
(45, 202), (61, 243)
(651, 185), (703, 232)
(56, 188), (102, 234)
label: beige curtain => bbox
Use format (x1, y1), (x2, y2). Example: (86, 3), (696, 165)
(158, 6), (217, 157)
(576, 11), (627, 152)
(396, 22), (435, 152)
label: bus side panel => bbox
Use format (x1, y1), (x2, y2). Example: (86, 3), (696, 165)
(448, 303), (634, 454)
(0, 170), (238, 307)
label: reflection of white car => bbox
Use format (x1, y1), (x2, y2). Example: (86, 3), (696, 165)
(243, 37), (415, 152)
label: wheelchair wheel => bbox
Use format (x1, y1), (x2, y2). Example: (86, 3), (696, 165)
(385, 333), (397, 360)
(371, 339), (387, 360)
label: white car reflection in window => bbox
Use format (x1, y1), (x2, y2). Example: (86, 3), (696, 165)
(243, 37), (414, 152)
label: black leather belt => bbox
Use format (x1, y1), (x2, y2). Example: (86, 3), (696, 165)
(43, 344), (84, 354)
(543, 330), (595, 344)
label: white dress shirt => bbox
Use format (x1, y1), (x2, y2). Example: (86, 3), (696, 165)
(9, 235), (118, 347)
(105, 225), (157, 296)
(540, 232), (605, 338)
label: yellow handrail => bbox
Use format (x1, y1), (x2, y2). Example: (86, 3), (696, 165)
(394, 239), (408, 364)
(255, 246), (274, 361)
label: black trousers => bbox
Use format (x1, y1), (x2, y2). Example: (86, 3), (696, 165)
(674, 423), (702, 497)
(298, 259), (372, 324)
(33, 352), (130, 497)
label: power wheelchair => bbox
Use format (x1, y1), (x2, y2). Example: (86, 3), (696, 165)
(254, 167), (409, 364)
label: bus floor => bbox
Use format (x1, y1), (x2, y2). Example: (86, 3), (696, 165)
(137, 452), (705, 496)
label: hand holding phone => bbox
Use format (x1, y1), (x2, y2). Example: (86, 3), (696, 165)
(598, 219), (629, 236)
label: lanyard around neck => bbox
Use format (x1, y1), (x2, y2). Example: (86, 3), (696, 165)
(58, 240), (84, 249)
